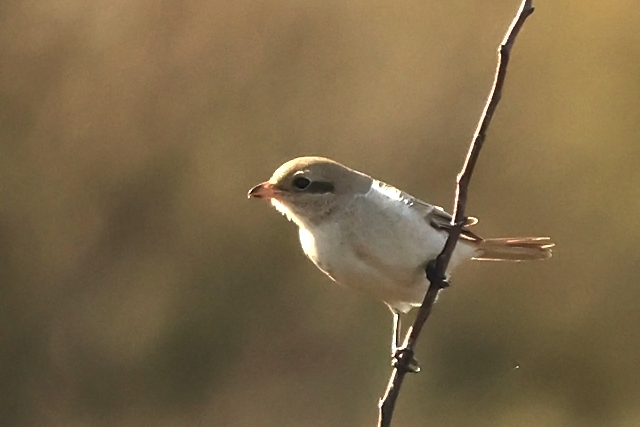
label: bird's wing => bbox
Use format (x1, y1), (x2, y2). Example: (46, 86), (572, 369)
(372, 181), (483, 242)
(402, 190), (483, 243)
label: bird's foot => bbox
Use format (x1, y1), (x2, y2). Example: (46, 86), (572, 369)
(425, 259), (450, 289)
(391, 346), (421, 374)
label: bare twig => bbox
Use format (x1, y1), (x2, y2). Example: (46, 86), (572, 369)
(377, 1), (535, 426)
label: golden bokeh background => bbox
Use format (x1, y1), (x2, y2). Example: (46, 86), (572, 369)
(1, 1), (639, 426)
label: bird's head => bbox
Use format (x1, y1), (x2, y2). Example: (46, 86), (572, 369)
(248, 156), (372, 228)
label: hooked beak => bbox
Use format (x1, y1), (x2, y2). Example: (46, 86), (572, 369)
(247, 182), (279, 199)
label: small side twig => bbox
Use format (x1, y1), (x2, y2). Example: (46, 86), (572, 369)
(377, 1), (535, 426)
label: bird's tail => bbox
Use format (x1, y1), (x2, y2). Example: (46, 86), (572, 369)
(473, 237), (554, 261)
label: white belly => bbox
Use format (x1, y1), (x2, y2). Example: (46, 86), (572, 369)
(298, 193), (476, 313)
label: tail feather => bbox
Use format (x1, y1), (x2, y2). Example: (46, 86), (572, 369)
(473, 237), (554, 261)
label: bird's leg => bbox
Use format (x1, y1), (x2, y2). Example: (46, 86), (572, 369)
(390, 311), (421, 373)
(389, 258), (452, 374)
(391, 311), (400, 355)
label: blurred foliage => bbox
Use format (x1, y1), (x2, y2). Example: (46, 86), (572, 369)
(1, 0), (639, 426)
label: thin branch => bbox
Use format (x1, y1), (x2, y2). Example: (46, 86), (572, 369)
(377, 1), (535, 426)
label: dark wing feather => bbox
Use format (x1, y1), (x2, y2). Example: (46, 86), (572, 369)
(397, 189), (482, 242)
(427, 207), (483, 242)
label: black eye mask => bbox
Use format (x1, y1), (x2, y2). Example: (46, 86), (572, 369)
(305, 181), (335, 194)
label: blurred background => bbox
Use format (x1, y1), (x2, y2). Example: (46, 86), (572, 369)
(1, 0), (639, 426)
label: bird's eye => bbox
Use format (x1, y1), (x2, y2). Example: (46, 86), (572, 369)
(292, 176), (311, 190)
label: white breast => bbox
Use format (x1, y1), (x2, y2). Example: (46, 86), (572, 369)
(296, 180), (477, 312)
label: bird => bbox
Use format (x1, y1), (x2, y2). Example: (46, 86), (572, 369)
(248, 156), (553, 367)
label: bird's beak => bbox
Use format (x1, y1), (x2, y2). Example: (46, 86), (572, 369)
(247, 182), (278, 199)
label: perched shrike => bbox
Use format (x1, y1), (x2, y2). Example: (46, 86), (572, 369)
(248, 157), (553, 365)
